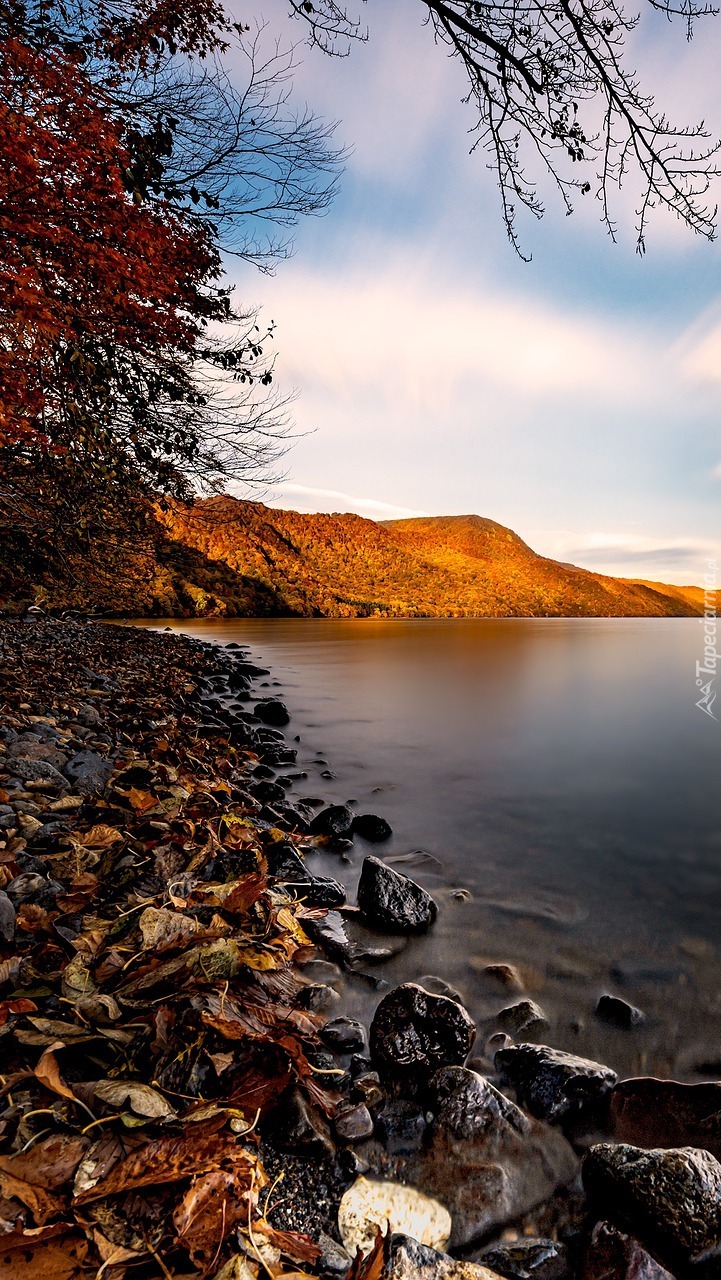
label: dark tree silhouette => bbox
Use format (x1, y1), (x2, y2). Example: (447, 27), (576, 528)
(289, 0), (720, 255)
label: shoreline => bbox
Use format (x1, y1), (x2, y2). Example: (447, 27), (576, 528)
(0, 619), (719, 1280)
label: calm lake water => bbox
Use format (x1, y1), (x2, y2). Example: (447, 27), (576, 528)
(134, 617), (721, 1080)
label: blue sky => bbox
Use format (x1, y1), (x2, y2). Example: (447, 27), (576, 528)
(228, 1), (721, 584)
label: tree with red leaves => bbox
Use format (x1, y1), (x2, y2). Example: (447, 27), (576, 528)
(0, 1), (340, 590)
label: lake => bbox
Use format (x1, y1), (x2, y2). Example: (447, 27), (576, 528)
(134, 617), (721, 1081)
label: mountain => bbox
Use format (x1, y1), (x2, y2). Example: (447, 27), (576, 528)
(137, 497), (702, 618)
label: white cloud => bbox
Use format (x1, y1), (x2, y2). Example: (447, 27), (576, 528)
(268, 482), (428, 518)
(526, 528), (720, 585)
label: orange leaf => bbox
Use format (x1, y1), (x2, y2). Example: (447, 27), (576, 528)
(35, 1045), (75, 1100)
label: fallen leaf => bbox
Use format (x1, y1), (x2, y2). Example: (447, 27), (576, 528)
(91, 1079), (176, 1119)
(74, 1129), (253, 1203)
(0, 1170), (64, 1225)
(0, 997), (37, 1026)
(0, 1229), (87, 1280)
(0, 1135), (88, 1189)
(35, 1045), (76, 1100)
(173, 1162), (256, 1263)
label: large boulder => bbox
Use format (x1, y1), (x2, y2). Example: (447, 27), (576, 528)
(495, 1043), (617, 1124)
(370, 984), (475, 1081)
(609, 1077), (721, 1160)
(406, 1067), (578, 1249)
(582, 1143), (721, 1265)
(357, 857), (437, 934)
(582, 1222), (675, 1280)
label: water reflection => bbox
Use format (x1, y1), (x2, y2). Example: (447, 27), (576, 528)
(132, 617), (721, 1080)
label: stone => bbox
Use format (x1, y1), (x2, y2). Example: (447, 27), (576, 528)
(8, 757), (67, 789)
(254, 700), (290, 727)
(405, 1067), (578, 1249)
(352, 814), (393, 842)
(275, 1089), (335, 1158)
(495, 1000), (548, 1037)
(337, 1177), (452, 1258)
(418, 975), (466, 1005)
(609, 1077), (721, 1160)
(307, 912), (357, 968)
(334, 1104), (374, 1142)
(321, 1017), (367, 1054)
(309, 804), (356, 839)
(387, 1234), (503, 1280)
(287, 876), (347, 909)
(476, 1239), (571, 1280)
(370, 984), (475, 1080)
(582, 1143), (721, 1263)
(295, 983), (342, 1014)
(495, 1043), (617, 1124)
(250, 779), (287, 805)
(583, 1221), (675, 1280)
(595, 994), (645, 1029)
(357, 857), (438, 934)
(63, 750), (113, 796)
(317, 1232), (352, 1274)
(473, 961), (525, 992)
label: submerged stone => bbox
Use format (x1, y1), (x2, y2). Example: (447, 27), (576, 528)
(357, 856), (437, 933)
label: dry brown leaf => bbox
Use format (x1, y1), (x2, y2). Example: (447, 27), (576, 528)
(342, 1229), (389, 1280)
(35, 1045), (76, 1100)
(0, 1134), (88, 1189)
(0, 997), (37, 1026)
(74, 1129), (256, 1203)
(72, 824), (124, 849)
(91, 1226), (146, 1265)
(126, 788), (158, 813)
(0, 1229), (87, 1280)
(254, 1220), (321, 1266)
(172, 1161), (256, 1263)
(0, 1170), (64, 1225)
(91, 1079), (176, 1119)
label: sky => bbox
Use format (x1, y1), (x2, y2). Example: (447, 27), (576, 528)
(226, 0), (721, 585)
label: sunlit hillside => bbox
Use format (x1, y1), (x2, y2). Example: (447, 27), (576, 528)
(142, 498), (702, 618)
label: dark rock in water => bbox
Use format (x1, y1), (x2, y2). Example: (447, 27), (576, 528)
(610, 959), (683, 987)
(387, 1234), (503, 1280)
(495, 999), (548, 1038)
(334, 1103), (374, 1142)
(403, 1067), (578, 1249)
(357, 856), (437, 934)
(265, 842), (307, 880)
(274, 1088), (335, 1158)
(609, 1077), (721, 1161)
(583, 1221), (675, 1280)
(236, 662), (270, 677)
(295, 983), (342, 1014)
(477, 1238), (571, 1280)
(352, 813), (393, 842)
(321, 1016), (366, 1054)
(63, 749), (113, 795)
(375, 1100), (427, 1155)
(495, 1043), (617, 1124)
(254, 699), (290, 726)
(250, 779), (287, 805)
(370, 983), (475, 1080)
(287, 876), (347, 909)
(307, 911), (357, 967)
(309, 804), (355, 839)
(582, 1143), (721, 1263)
(596, 994), (646, 1029)
(418, 975), (466, 1005)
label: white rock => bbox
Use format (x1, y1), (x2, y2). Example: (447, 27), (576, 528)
(338, 1177), (452, 1257)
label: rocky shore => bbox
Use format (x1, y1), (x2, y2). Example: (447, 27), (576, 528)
(0, 620), (720, 1280)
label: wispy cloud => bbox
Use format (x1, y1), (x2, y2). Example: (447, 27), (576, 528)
(269, 482), (429, 519)
(528, 529), (719, 584)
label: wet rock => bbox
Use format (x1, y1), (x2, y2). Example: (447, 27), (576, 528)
(583, 1221), (675, 1280)
(375, 1101), (427, 1155)
(338, 1177), (452, 1257)
(609, 1077), (721, 1160)
(310, 804), (356, 839)
(357, 857), (438, 934)
(250, 779), (287, 805)
(476, 1239), (571, 1280)
(295, 983), (342, 1014)
(352, 813), (393, 842)
(307, 912), (357, 968)
(495, 1043), (617, 1124)
(595, 994), (645, 1029)
(334, 1104), (374, 1142)
(7, 739), (67, 769)
(275, 1089), (335, 1158)
(321, 1017), (366, 1055)
(387, 1234), (503, 1280)
(288, 876), (347, 909)
(406, 1067), (579, 1248)
(495, 1000), (548, 1038)
(63, 750), (113, 795)
(472, 961), (526, 992)
(582, 1143), (721, 1263)
(418, 975), (466, 1005)
(353, 1072), (384, 1111)
(370, 984), (476, 1080)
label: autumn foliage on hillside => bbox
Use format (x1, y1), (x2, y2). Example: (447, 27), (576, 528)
(147, 498), (701, 619)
